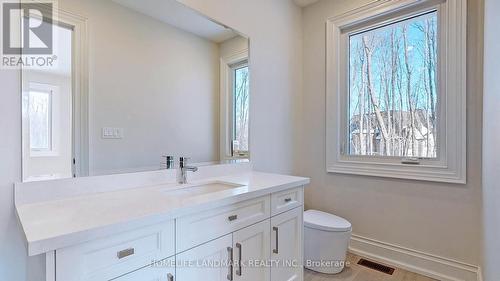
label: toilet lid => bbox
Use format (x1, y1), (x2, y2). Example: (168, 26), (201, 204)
(304, 210), (352, 232)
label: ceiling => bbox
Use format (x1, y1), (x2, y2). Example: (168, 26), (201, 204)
(293, 0), (320, 7)
(112, 0), (239, 43)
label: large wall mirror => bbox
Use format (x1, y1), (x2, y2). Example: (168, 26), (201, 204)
(21, 0), (250, 182)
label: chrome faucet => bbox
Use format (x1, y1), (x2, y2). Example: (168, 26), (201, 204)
(161, 155), (175, 170)
(177, 157), (198, 184)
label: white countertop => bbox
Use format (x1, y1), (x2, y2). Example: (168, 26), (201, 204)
(16, 168), (309, 256)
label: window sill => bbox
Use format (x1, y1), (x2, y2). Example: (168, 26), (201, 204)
(223, 155), (250, 161)
(30, 150), (60, 157)
(327, 160), (466, 184)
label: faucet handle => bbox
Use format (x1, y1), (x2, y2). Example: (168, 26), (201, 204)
(161, 155), (175, 169)
(179, 157), (190, 168)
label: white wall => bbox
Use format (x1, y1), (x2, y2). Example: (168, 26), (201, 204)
(482, 0), (499, 279)
(219, 36), (248, 58)
(0, 70), (22, 280)
(0, 3), (47, 278)
(299, 0), (483, 268)
(0, 0), (303, 280)
(59, 0), (220, 175)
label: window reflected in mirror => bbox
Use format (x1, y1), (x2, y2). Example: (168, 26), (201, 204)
(232, 62), (249, 157)
(22, 23), (73, 182)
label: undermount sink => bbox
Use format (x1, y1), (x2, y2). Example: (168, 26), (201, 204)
(160, 181), (245, 197)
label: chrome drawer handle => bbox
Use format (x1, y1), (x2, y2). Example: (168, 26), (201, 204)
(236, 243), (242, 276)
(284, 198), (292, 203)
(117, 248), (135, 259)
(227, 247), (233, 280)
(228, 215), (238, 221)
(167, 273), (174, 281)
(273, 227), (279, 254)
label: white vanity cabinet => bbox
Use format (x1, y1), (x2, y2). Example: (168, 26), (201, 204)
(49, 186), (305, 281)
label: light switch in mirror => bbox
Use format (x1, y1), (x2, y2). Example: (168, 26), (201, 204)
(20, 0), (250, 182)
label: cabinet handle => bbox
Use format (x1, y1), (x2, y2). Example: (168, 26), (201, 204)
(167, 273), (174, 281)
(284, 198), (292, 203)
(117, 248), (134, 259)
(236, 243), (242, 276)
(273, 227), (279, 254)
(227, 247), (233, 281)
(228, 215), (238, 221)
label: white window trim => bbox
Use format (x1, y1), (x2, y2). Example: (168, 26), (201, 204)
(220, 49), (250, 160)
(326, 0), (467, 183)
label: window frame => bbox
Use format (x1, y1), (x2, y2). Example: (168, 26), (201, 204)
(230, 61), (250, 158)
(220, 49), (250, 160)
(326, 0), (467, 183)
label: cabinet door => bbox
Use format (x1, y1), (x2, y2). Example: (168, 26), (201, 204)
(176, 234), (232, 281)
(232, 220), (270, 281)
(271, 207), (303, 281)
(111, 257), (175, 281)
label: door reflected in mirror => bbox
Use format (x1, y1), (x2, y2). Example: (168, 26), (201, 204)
(21, 0), (250, 182)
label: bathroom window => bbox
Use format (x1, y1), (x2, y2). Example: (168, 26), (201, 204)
(326, 0), (466, 183)
(25, 82), (62, 158)
(231, 62), (250, 157)
(348, 12), (438, 159)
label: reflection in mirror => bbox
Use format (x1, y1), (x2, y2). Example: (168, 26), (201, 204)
(21, 0), (250, 182)
(232, 62), (250, 157)
(22, 23), (73, 182)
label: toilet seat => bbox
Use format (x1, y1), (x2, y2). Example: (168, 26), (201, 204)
(304, 210), (351, 232)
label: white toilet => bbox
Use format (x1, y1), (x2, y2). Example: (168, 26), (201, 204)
(304, 210), (352, 274)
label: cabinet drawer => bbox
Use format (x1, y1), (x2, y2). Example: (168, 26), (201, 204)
(56, 220), (175, 281)
(271, 187), (304, 216)
(110, 257), (174, 281)
(176, 196), (270, 252)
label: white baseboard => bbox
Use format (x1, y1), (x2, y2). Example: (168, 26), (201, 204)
(349, 234), (481, 281)
(476, 267), (483, 281)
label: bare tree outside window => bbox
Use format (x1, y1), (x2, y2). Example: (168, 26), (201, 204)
(29, 91), (52, 151)
(233, 64), (249, 155)
(348, 11), (438, 158)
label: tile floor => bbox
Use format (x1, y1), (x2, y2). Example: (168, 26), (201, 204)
(304, 254), (439, 281)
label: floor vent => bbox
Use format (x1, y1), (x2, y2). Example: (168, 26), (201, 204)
(357, 259), (395, 275)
